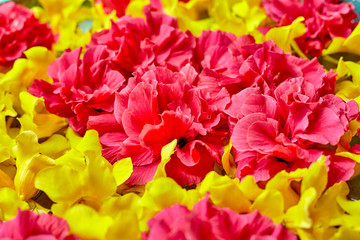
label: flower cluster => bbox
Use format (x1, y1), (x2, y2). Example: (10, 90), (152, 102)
(0, 1), (56, 67)
(2, 0), (360, 239)
(31, 7), (359, 187)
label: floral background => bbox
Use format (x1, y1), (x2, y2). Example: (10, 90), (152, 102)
(1, 0), (360, 239)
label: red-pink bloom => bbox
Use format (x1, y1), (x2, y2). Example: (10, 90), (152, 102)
(29, 46), (126, 135)
(0, 1), (56, 66)
(89, 66), (229, 185)
(262, 0), (357, 57)
(96, 0), (130, 17)
(143, 196), (297, 240)
(0, 210), (79, 240)
(228, 79), (358, 183)
(196, 32), (336, 99)
(89, 5), (196, 78)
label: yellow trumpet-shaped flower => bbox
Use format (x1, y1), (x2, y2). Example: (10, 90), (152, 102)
(13, 131), (57, 201)
(334, 58), (360, 102)
(18, 91), (68, 138)
(33, 0), (117, 51)
(158, 0), (267, 39)
(35, 130), (118, 209)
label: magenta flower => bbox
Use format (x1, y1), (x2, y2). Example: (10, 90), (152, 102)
(228, 73), (357, 184)
(0, 2), (56, 66)
(89, 5), (196, 78)
(89, 65), (229, 185)
(29, 46), (126, 135)
(143, 196), (297, 240)
(96, 0), (130, 17)
(0, 210), (79, 240)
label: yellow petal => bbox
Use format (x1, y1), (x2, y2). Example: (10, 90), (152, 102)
(14, 154), (55, 201)
(64, 204), (113, 240)
(301, 156), (327, 198)
(106, 210), (141, 240)
(238, 175), (263, 201)
(100, 193), (142, 218)
(81, 151), (117, 202)
(112, 157), (133, 186)
(251, 189), (284, 223)
(285, 187), (317, 229)
(142, 177), (185, 211)
(0, 187), (29, 220)
(153, 139), (177, 179)
(221, 141), (236, 178)
(265, 17), (306, 53)
(199, 171), (251, 213)
(35, 165), (83, 203)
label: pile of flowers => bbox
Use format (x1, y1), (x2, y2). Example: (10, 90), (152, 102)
(2, 0), (360, 239)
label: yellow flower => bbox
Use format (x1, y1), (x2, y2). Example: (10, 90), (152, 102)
(35, 130), (118, 209)
(198, 171), (251, 213)
(13, 131), (58, 200)
(0, 187), (29, 221)
(126, 0), (150, 18)
(0, 47), (55, 113)
(63, 204), (113, 240)
(159, 0), (267, 39)
(33, 0), (117, 51)
(18, 91), (68, 138)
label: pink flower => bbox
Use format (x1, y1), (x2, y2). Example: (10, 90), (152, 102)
(29, 46), (126, 135)
(229, 79), (358, 183)
(196, 33), (336, 99)
(143, 196), (297, 240)
(0, 2), (56, 66)
(89, 66), (229, 185)
(96, 0), (130, 17)
(262, 0), (358, 57)
(0, 210), (79, 240)
(89, 5), (196, 78)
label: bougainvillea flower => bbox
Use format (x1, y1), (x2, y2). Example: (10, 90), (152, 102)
(143, 195), (297, 240)
(29, 46), (126, 135)
(262, 0), (358, 57)
(0, 210), (79, 240)
(89, 65), (229, 186)
(0, 2), (56, 66)
(88, 5), (196, 78)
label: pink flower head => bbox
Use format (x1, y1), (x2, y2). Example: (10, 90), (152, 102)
(89, 65), (230, 185)
(29, 46), (126, 135)
(0, 2), (56, 66)
(0, 210), (79, 240)
(89, 5), (196, 78)
(229, 78), (358, 183)
(96, 0), (130, 17)
(196, 32), (336, 99)
(262, 0), (358, 57)
(143, 196), (297, 240)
